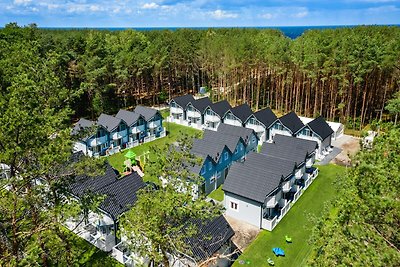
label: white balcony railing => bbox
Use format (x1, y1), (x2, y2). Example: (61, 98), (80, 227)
(293, 188), (303, 203)
(262, 216), (278, 231)
(205, 114), (220, 122)
(266, 195), (278, 208)
(126, 140), (139, 148)
(89, 136), (107, 147)
(148, 120), (161, 129)
(107, 146), (121, 155)
(112, 131), (126, 140)
(187, 110), (201, 118)
(279, 201), (291, 220)
(170, 107), (184, 114)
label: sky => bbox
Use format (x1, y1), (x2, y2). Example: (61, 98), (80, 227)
(0, 0), (399, 27)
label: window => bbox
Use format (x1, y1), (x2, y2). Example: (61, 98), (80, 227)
(206, 109), (215, 116)
(210, 176), (215, 184)
(170, 101), (176, 108)
(225, 113), (235, 121)
(187, 104), (193, 111)
(119, 124), (126, 131)
(252, 137), (256, 144)
(137, 118), (145, 126)
(302, 128), (312, 137)
(240, 143), (243, 151)
(201, 166), (205, 175)
(230, 201), (238, 211)
(249, 118), (260, 125)
(224, 152), (229, 161)
(274, 122), (283, 130)
(208, 162), (212, 171)
(235, 147), (238, 154)
(216, 171), (221, 179)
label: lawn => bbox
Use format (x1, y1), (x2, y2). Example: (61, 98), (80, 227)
(208, 185), (224, 202)
(233, 164), (346, 267)
(107, 122), (202, 181)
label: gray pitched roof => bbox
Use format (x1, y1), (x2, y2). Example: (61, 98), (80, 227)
(245, 152), (296, 177)
(202, 130), (243, 153)
(72, 118), (95, 136)
(210, 100), (231, 118)
(134, 105), (159, 121)
(192, 97), (213, 113)
(273, 134), (318, 155)
(191, 139), (228, 162)
(229, 103), (253, 123)
(279, 111), (305, 134)
(223, 161), (283, 203)
(307, 116), (334, 140)
(97, 113), (123, 132)
(115, 109), (142, 127)
(260, 142), (306, 166)
(171, 94), (195, 108)
(97, 171), (146, 219)
(253, 108), (277, 128)
(217, 123), (257, 145)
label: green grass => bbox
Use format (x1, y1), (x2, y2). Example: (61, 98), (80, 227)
(107, 122), (201, 182)
(208, 185), (224, 202)
(65, 228), (123, 267)
(233, 164), (346, 267)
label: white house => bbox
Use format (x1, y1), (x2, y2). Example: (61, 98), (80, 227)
(269, 111), (305, 141)
(223, 136), (318, 231)
(222, 104), (253, 127)
(296, 116), (334, 159)
(244, 108), (277, 144)
(203, 100), (232, 130)
(169, 94), (195, 125)
(186, 97), (213, 130)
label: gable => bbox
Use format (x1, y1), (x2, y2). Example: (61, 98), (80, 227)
(245, 114), (266, 128)
(223, 110), (240, 121)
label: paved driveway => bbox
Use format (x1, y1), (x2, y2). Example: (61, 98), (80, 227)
(315, 147), (342, 165)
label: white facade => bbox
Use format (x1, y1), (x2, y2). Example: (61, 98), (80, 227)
(204, 107), (222, 130)
(222, 111), (243, 127)
(245, 116), (267, 144)
(225, 192), (262, 228)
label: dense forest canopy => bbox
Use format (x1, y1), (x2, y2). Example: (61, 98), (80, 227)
(1, 23), (399, 129)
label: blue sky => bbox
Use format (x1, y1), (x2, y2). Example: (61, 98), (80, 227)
(0, 0), (399, 27)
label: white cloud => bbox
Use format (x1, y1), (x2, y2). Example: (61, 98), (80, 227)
(209, 9), (238, 19)
(292, 8), (309, 18)
(367, 5), (399, 13)
(261, 13), (277, 19)
(142, 2), (159, 9)
(14, 0), (32, 5)
(89, 5), (103, 12)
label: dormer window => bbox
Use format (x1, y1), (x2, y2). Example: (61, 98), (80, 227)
(187, 105), (193, 111)
(170, 101), (176, 108)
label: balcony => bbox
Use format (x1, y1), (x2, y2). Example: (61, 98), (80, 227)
(246, 124), (265, 134)
(89, 136), (107, 147)
(295, 169), (303, 179)
(170, 107), (183, 114)
(131, 125), (145, 134)
(111, 130), (126, 140)
(148, 120), (161, 129)
(306, 157), (314, 168)
(112, 242), (135, 266)
(262, 216), (278, 231)
(224, 119), (242, 127)
(187, 110), (201, 118)
(282, 178), (295, 192)
(265, 195), (278, 208)
(205, 114), (220, 122)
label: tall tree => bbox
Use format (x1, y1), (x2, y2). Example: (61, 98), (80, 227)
(308, 126), (400, 266)
(119, 133), (223, 266)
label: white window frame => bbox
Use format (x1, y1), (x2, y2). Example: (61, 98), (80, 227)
(210, 176), (216, 184)
(201, 166), (206, 175)
(216, 171), (221, 179)
(224, 152), (229, 161)
(230, 201), (239, 211)
(208, 162), (212, 171)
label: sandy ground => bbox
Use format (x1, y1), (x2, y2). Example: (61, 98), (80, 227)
(331, 134), (361, 166)
(224, 215), (260, 252)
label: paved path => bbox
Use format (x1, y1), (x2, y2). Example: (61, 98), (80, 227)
(315, 147), (342, 165)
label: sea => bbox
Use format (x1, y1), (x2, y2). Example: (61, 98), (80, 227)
(41, 25), (398, 39)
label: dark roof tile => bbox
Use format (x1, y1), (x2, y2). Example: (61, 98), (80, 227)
(171, 94), (195, 108)
(98, 114), (123, 132)
(229, 104), (253, 123)
(253, 108), (277, 128)
(115, 109), (142, 126)
(279, 111), (305, 134)
(307, 116), (334, 140)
